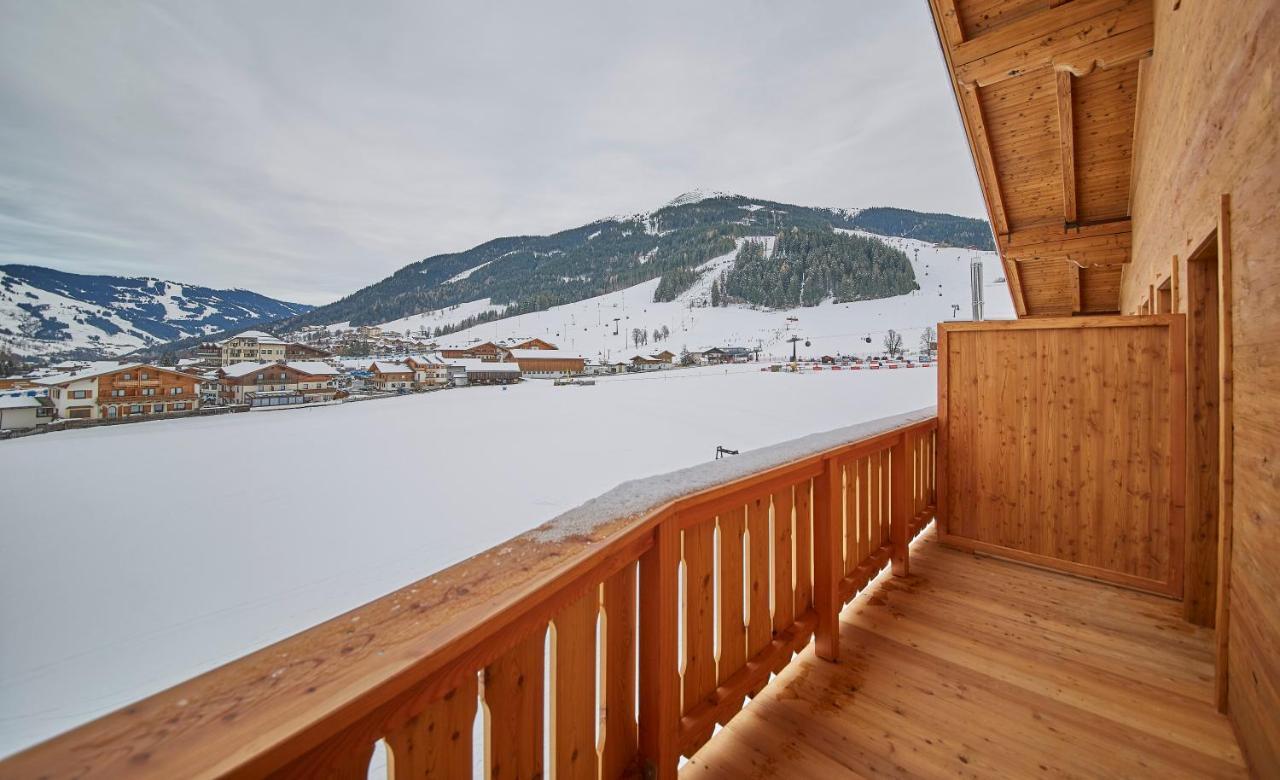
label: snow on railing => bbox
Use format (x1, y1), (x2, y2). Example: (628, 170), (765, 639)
(0, 409), (938, 779)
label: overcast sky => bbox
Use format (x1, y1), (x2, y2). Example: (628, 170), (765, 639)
(0, 1), (983, 305)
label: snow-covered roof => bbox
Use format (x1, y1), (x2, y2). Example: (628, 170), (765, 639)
(221, 329), (286, 345)
(219, 361), (277, 379)
(405, 354), (447, 366)
(285, 361), (338, 376)
(176, 358), (204, 366)
(0, 395), (42, 409)
(466, 362), (521, 373)
(506, 349), (585, 361)
(369, 361), (412, 375)
(34, 362), (142, 386)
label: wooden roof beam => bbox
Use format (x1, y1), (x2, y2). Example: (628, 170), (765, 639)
(954, 0), (1153, 88)
(1057, 72), (1078, 224)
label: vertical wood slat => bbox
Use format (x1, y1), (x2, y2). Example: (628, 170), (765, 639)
(844, 458), (855, 573)
(601, 565), (637, 778)
(638, 520), (679, 779)
(485, 629), (545, 780)
(772, 485), (795, 636)
(553, 591), (598, 780)
(794, 479), (813, 615)
(717, 508), (747, 691)
(880, 449), (892, 546)
(385, 676), (478, 779)
(681, 520), (716, 753)
(869, 453), (882, 558)
(813, 457), (842, 661)
(891, 436), (911, 577)
(746, 496), (771, 660)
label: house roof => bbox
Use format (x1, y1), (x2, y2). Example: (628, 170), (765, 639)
(219, 361), (279, 379)
(0, 395), (43, 409)
(34, 362), (145, 386)
(369, 361), (412, 375)
(285, 361), (338, 376)
(507, 349), (585, 361)
(220, 329), (287, 345)
(466, 362), (521, 373)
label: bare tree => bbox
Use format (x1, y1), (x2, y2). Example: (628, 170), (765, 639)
(883, 329), (904, 358)
(919, 326), (937, 356)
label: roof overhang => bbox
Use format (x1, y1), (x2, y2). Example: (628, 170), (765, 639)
(927, 0), (1153, 316)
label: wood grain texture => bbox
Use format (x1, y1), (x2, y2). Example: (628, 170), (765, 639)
(385, 676), (478, 779)
(601, 565), (637, 778)
(1121, 0), (1277, 767)
(552, 591), (598, 780)
(684, 533), (1246, 779)
(938, 317), (1184, 595)
(484, 629), (545, 780)
(771, 485), (795, 636)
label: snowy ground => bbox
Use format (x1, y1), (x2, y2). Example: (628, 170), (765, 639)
(0, 364), (937, 758)
(378, 234), (1014, 359)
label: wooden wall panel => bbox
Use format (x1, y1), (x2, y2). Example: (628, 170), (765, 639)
(1073, 61), (1139, 222)
(980, 70), (1063, 230)
(938, 317), (1184, 596)
(1124, 0), (1278, 771)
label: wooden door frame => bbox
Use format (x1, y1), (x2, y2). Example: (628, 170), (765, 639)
(1209, 194), (1234, 714)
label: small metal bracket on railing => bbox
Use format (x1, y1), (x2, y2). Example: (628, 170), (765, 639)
(715, 445), (739, 460)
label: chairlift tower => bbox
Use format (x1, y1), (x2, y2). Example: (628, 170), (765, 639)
(969, 256), (985, 321)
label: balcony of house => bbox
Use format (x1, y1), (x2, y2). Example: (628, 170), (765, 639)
(0, 315), (1256, 779)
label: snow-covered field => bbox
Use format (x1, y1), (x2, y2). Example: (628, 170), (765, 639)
(0, 364), (936, 758)
(381, 234), (1014, 359)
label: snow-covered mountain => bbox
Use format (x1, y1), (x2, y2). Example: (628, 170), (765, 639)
(375, 233), (1013, 361)
(0, 265), (312, 359)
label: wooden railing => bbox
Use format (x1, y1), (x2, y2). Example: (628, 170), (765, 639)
(0, 410), (938, 780)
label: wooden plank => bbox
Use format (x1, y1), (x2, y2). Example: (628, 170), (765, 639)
(682, 521), (717, 729)
(484, 629), (545, 780)
(955, 4), (1153, 87)
(1057, 71), (1077, 223)
(552, 590), (598, 780)
(684, 536), (1247, 778)
(772, 485), (795, 635)
(746, 496), (771, 660)
(1184, 247), (1219, 627)
(794, 480), (813, 616)
(1213, 195), (1234, 713)
(637, 521), (679, 779)
(891, 436), (911, 576)
(813, 457), (842, 661)
(385, 675), (478, 779)
(958, 83), (1010, 236)
(601, 565), (637, 778)
(717, 508), (747, 691)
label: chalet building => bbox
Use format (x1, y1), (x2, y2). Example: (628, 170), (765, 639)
(217, 330), (287, 365)
(0, 395), (52, 430)
(218, 361), (339, 407)
(629, 355), (666, 372)
(504, 349), (585, 377)
(36, 363), (201, 420)
(440, 341), (503, 362)
(284, 342), (333, 361)
(404, 355), (450, 388)
(366, 361), (414, 391)
(9, 2), (1277, 778)
(504, 337), (557, 351)
(454, 359), (521, 385)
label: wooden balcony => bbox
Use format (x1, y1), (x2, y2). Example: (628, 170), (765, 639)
(684, 530), (1246, 778)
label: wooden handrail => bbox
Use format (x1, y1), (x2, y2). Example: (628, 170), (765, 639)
(1, 410), (939, 779)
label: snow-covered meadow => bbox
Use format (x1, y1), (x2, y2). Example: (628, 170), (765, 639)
(0, 364), (936, 757)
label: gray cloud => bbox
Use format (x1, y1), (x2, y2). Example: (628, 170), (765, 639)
(0, 1), (983, 305)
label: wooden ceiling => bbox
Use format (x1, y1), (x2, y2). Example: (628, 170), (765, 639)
(927, 0), (1153, 317)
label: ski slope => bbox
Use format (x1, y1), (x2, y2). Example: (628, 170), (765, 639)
(378, 234), (1013, 359)
(0, 365), (936, 760)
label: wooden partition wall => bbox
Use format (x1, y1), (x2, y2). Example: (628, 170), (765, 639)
(937, 316), (1185, 596)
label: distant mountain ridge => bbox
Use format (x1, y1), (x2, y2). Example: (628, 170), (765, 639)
(0, 264), (312, 359)
(275, 194), (993, 333)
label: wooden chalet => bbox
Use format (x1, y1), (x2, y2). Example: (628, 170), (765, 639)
(505, 337), (557, 351)
(366, 361), (415, 391)
(440, 341), (504, 362)
(3, 1), (1274, 777)
(506, 349), (586, 377)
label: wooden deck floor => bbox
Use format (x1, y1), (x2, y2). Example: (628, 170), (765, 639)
(683, 529), (1247, 779)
